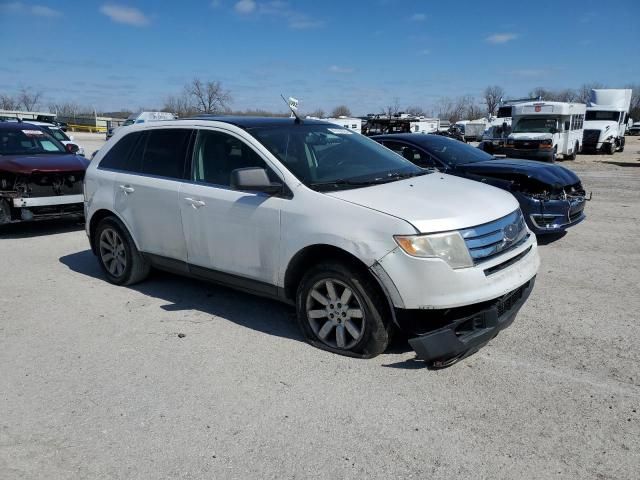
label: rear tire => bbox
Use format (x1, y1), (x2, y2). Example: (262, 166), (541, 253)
(619, 137), (625, 152)
(566, 141), (578, 160)
(296, 262), (392, 358)
(95, 216), (150, 286)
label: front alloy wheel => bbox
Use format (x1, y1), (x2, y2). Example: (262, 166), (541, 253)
(305, 278), (366, 350)
(99, 228), (127, 277)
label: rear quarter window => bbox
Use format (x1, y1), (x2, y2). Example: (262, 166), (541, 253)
(99, 132), (143, 171)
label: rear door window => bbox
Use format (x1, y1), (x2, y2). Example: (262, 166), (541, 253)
(99, 132), (143, 171)
(140, 129), (192, 179)
(383, 141), (436, 168)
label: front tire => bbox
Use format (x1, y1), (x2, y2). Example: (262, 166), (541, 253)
(605, 142), (615, 155)
(296, 262), (392, 358)
(95, 217), (150, 286)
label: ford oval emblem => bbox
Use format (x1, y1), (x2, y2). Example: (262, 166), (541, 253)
(503, 223), (519, 242)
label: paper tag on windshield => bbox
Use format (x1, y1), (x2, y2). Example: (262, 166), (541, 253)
(22, 129), (44, 136)
(328, 128), (353, 134)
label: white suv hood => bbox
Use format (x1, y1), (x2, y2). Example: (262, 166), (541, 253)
(326, 173), (519, 233)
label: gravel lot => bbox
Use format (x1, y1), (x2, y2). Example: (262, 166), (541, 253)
(1, 135), (639, 479)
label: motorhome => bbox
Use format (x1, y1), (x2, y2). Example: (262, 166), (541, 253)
(506, 102), (586, 161)
(583, 89), (632, 154)
(322, 116), (362, 133)
(362, 114), (439, 136)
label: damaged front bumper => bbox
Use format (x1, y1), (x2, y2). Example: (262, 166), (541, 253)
(406, 277), (535, 366)
(514, 191), (587, 234)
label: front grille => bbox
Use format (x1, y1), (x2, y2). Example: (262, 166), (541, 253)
(514, 140), (541, 149)
(460, 209), (528, 264)
(583, 129), (600, 145)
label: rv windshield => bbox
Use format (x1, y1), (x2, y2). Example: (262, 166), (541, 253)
(249, 124), (426, 191)
(585, 111), (620, 122)
(513, 117), (558, 133)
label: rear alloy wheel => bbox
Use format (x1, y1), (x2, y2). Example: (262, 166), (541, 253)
(296, 262), (391, 358)
(99, 227), (127, 278)
(95, 217), (150, 286)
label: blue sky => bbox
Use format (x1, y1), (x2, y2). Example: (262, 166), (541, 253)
(1, 0), (639, 114)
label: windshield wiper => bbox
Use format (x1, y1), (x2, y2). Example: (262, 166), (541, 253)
(308, 179), (375, 190)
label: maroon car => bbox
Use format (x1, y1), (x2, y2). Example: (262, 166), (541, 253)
(0, 122), (89, 224)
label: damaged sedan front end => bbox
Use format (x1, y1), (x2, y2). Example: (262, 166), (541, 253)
(0, 122), (89, 225)
(370, 134), (589, 235)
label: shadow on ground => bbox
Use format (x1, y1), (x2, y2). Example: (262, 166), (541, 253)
(601, 160), (640, 167)
(536, 231), (567, 245)
(0, 219), (84, 239)
(59, 249), (303, 344)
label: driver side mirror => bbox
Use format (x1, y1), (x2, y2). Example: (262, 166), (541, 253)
(564, 121), (570, 131)
(65, 143), (79, 154)
(230, 167), (282, 194)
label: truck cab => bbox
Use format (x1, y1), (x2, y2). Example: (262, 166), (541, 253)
(583, 89), (632, 155)
(505, 102), (586, 161)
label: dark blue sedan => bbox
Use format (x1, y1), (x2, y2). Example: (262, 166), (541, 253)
(372, 134), (587, 235)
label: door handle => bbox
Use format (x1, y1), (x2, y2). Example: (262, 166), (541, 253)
(184, 197), (206, 208)
(119, 185), (135, 194)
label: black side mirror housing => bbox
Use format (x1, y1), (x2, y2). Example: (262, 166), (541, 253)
(65, 143), (79, 154)
(230, 167), (282, 194)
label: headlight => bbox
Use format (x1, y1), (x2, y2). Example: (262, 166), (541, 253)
(394, 231), (473, 269)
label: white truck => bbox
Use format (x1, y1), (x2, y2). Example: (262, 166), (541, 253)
(506, 102), (586, 161)
(583, 89), (632, 155)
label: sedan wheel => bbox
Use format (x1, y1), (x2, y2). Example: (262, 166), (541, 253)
(305, 278), (366, 350)
(99, 228), (127, 278)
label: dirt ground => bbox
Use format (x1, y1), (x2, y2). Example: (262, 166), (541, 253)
(1, 134), (639, 479)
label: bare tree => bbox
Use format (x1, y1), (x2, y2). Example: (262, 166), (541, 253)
(0, 93), (19, 110)
(405, 105), (425, 116)
(465, 100), (484, 120)
(483, 85), (505, 116)
(577, 82), (605, 103)
(187, 78), (231, 114)
(48, 102), (83, 117)
(382, 97), (401, 116)
(627, 83), (640, 121)
(330, 105), (352, 117)
(306, 108), (325, 118)
(17, 86), (43, 111)
(555, 89), (578, 102)
(162, 92), (195, 117)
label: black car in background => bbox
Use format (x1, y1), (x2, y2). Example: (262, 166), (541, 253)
(372, 134), (587, 235)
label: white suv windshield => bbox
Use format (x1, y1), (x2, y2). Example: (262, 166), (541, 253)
(249, 124), (425, 190)
(513, 117), (558, 133)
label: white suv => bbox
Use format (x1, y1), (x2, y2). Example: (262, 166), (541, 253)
(84, 117), (540, 365)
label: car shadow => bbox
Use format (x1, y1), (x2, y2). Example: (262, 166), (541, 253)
(536, 231), (567, 245)
(0, 219), (85, 239)
(601, 160), (640, 167)
(59, 249), (303, 343)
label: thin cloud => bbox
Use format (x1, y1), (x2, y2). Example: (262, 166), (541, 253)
(486, 33), (518, 44)
(328, 65), (355, 74)
(234, 1), (323, 30)
(234, 0), (256, 14)
(0, 2), (62, 17)
(100, 4), (150, 26)
(418, 49), (430, 56)
(410, 13), (426, 21)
